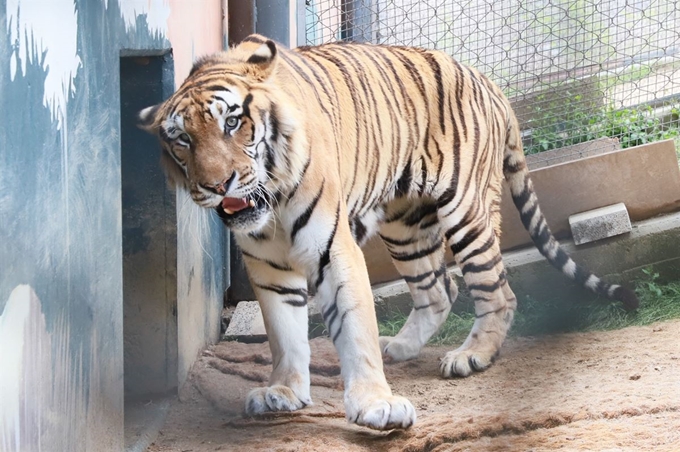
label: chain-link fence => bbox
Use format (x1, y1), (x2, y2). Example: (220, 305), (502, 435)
(304, 0), (680, 165)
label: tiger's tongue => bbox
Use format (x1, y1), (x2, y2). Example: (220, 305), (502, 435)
(222, 197), (249, 212)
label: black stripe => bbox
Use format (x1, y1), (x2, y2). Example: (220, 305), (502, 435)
(461, 235), (496, 262)
(391, 240), (441, 262)
(461, 255), (502, 274)
(439, 95), (461, 208)
(420, 216), (439, 230)
(332, 311), (348, 344)
(414, 302), (435, 310)
(424, 52), (446, 134)
(451, 58), (467, 139)
(519, 201), (539, 231)
(264, 141), (276, 175)
(240, 250), (293, 272)
(248, 231), (269, 241)
(379, 234), (418, 247)
(204, 84), (232, 93)
(384, 207), (409, 223)
(352, 218), (367, 243)
(444, 210), (476, 241)
(417, 276), (439, 291)
(403, 203), (438, 227)
(535, 222), (552, 249)
(475, 307), (503, 318)
(553, 248), (570, 269)
(284, 299), (308, 307)
(512, 183), (532, 211)
(287, 158), (311, 203)
(247, 54), (270, 64)
(279, 52), (334, 120)
(315, 202), (341, 289)
(419, 158), (428, 195)
(290, 180), (325, 244)
(395, 157), (413, 197)
(241, 93), (254, 118)
(437, 187), (456, 208)
(306, 48), (365, 201)
(256, 284), (308, 298)
(451, 226), (484, 255)
(322, 285), (343, 329)
(269, 103), (280, 143)
(574, 266), (591, 286)
(503, 155), (526, 174)
(468, 280), (501, 293)
(443, 269), (454, 304)
(242, 35), (265, 44)
(403, 270), (434, 284)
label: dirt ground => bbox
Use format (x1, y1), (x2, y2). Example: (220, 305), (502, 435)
(148, 320), (680, 451)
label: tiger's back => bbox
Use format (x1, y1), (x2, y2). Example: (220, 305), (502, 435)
(282, 42), (511, 235)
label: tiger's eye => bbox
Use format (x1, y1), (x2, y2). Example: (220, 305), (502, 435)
(226, 117), (239, 128)
(178, 132), (191, 143)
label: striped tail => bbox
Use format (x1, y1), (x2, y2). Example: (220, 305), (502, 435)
(502, 115), (639, 311)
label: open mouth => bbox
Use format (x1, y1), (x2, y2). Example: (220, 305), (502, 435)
(215, 190), (268, 219)
(221, 196), (256, 215)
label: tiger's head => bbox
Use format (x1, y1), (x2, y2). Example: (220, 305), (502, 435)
(138, 36), (300, 232)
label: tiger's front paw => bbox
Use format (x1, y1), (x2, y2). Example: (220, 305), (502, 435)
(345, 390), (416, 430)
(245, 385), (311, 415)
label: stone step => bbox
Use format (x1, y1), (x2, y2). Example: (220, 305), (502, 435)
(569, 202), (632, 245)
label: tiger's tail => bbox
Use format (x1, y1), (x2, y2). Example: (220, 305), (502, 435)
(501, 112), (639, 311)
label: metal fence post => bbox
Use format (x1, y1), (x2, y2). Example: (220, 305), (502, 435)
(341, 0), (374, 43)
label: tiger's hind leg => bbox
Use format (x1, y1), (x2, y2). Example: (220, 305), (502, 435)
(378, 199), (459, 361)
(438, 208), (518, 378)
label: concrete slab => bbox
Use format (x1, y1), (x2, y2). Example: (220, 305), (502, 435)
(224, 301), (266, 339)
(569, 202), (632, 245)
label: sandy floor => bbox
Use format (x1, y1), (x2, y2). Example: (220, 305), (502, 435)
(148, 320), (680, 451)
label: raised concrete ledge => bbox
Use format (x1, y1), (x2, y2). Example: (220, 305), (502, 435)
(373, 211), (680, 316)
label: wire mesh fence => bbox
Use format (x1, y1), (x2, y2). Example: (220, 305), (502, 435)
(304, 0), (680, 165)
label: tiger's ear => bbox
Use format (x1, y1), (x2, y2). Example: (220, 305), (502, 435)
(137, 104), (160, 133)
(246, 40), (277, 79)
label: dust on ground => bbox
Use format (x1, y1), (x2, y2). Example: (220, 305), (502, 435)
(148, 320), (680, 451)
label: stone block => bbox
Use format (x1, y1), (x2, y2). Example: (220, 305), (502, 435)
(569, 202), (632, 245)
(224, 301), (266, 338)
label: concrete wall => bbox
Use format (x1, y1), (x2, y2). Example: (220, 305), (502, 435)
(361, 140), (680, 285)
(0, 1), (226, 450)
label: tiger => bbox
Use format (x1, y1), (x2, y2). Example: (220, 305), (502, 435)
(138, 34), (638, 430)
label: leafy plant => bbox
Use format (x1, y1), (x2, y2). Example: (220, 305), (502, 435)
(376, 267), (680, 345)
(523, 91), (680, 154)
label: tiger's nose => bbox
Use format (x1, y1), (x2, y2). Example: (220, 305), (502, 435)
(207, 172), (236, 195)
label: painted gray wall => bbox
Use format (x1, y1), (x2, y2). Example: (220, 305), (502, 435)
(0, 0), (227, 449)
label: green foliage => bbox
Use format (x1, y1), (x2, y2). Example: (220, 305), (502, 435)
(524, 94), (680, 155)
(377, 268), (680, 346)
